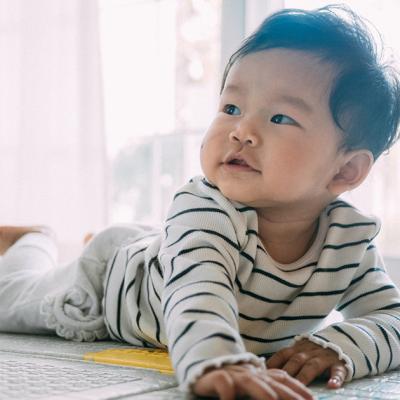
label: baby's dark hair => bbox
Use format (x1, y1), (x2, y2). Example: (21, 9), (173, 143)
(221, 5), (400, 160)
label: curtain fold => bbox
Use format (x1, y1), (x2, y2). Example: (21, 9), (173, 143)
(0, 0), (107, 262)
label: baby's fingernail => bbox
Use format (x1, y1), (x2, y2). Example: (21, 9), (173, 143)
(329, 378), (339, 385)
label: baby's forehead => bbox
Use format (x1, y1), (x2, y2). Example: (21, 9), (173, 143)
(230, 49), (336, 81)
(224, 49), (337, 103)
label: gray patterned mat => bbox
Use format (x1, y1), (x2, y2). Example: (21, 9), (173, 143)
(0, 333), (399, 399)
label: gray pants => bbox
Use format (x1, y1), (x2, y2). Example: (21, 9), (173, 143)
(0, 226), (140, 339)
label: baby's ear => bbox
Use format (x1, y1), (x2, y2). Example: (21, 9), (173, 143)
(328, 150), (374, 196)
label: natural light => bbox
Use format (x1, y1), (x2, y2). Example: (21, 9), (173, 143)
(1, 0), (399, 262)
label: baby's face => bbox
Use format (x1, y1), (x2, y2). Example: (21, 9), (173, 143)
(200, 49), (346, 211)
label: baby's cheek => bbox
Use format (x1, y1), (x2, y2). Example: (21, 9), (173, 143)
(199, 143), (210, 176)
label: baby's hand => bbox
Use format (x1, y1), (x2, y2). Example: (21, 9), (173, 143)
(192, 362), (314, 400)
(266, 339), (347, 389)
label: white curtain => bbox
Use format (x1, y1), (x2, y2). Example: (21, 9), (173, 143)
(0, 0), (107, 262)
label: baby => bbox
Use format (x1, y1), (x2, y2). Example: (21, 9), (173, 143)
(1, 5), (400, 400)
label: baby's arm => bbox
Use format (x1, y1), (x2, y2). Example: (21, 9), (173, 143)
(159, 179), (313, 398)
(280, 244), (400, 385)
(160, 189), (262, 389)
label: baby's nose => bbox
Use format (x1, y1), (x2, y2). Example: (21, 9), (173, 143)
(229, 120), (260, 146)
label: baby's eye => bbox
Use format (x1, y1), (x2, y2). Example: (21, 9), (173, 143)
(270, 114), (297, 125)
(223, 104), (241, 116)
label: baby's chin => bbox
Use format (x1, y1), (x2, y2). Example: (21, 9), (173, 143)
(203, 173), (259, 206)
(218, 186), (257, 206)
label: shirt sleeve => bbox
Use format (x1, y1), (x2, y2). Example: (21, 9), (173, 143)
(159, 179), (265, 391)
(297, 242), (400, 381)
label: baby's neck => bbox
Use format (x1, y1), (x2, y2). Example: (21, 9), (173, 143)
(257, 210), (321, 265)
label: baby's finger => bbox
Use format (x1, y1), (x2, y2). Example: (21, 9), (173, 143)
(192, 370), (235, 400)
(267, 379), (315, 400)
(213, 372), (236, 400)
(281, 352), (312, 376)
(266, 370), (315, 400)
(327, 363), (347, 389)
(235, 375), (278, 400)
(267, 347), (296, 368)
(295, 356), (334, 386)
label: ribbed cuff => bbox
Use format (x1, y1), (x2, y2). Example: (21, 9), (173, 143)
(41, 288), (109, 342)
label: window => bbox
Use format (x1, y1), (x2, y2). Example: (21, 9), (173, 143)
(99, 0), (221, 225)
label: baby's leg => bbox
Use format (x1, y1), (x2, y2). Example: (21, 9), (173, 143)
(40, 224), (153, 342)
(0, 227), (66, 334)
(0, 225), (55, 255)
(80, 225), (151, 263)
(0, 224), (153, 339)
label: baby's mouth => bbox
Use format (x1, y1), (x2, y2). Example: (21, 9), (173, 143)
(228, 158), (249, 166)
(224, 155), (259, 172)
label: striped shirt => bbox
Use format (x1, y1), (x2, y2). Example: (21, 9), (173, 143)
(103, 176), (400, 391)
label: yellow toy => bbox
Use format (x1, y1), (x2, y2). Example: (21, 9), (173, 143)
(84, 348), (174, 375)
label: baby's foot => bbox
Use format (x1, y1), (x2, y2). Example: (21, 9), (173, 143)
(83, 232), (95, 245)
(0, 226), (55, 255)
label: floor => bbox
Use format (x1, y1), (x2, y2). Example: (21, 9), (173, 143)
(1, 332), (400, 399)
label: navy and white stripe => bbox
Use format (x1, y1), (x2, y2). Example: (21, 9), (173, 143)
(104, 176), (400, 390)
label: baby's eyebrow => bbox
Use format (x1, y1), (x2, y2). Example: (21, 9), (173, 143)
(277, 94), (313, 115)
(224, 83), (245, 94)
